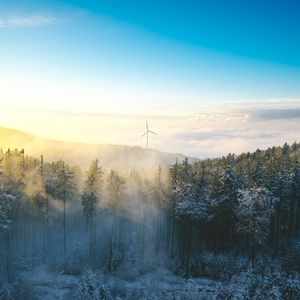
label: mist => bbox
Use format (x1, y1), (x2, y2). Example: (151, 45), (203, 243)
(0, 126), (187, 172)
(2, 141), (300, 299)
(0, 148), (190, 299)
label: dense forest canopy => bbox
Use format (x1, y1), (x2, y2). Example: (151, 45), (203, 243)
(1, 143), (300, 299)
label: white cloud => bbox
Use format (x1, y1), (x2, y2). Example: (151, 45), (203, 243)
(191, 112), (249, 122)
(0, 15), (59, 28)
(1, 95), (300, 158)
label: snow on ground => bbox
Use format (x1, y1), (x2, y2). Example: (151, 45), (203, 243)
(19, 264), (220, 299)
(19, 264), (78, 300)
(114, 267), (219, 299)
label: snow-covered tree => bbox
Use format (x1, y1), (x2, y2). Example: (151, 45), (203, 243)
(45, 160), (76, 256)
(0, 183), (17, 281)
(0, 185), (16, 231)
(236, 187), (276, 266)
(106, 170), (126, 271)
(82, 159), (103, 257)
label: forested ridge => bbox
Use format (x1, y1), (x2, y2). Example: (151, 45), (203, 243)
(1, 143), (300, 299)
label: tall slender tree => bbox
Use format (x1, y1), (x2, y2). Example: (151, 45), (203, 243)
(82, 159), (103, 257)
(236, 187), (275, 267)
(106, 170), (125, 271)
(45, 160), (76, 257)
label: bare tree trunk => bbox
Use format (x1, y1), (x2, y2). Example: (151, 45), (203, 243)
(89, 218), (92, 257)
(63, 197), (66, 257)
(63, 162), (67, 258)
(6, 229), (11, 282)
(108, 216), (114, 272)
(185, 218), (191, 279)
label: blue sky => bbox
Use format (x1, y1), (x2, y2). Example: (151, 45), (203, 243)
(1, 0), (300, 155)
(1, 0), (300, 103)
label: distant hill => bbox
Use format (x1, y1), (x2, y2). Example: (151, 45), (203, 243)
(0, 126), (189, 171)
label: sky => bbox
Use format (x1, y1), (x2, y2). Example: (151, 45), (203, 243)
(1, 0), (300, 157)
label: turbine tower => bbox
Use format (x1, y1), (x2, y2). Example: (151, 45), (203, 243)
(141, 121), (157, 148)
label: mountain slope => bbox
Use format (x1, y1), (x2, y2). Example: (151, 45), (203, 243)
(0, 126), (188, 171)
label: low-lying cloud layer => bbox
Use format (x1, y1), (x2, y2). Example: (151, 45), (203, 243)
(1, 97), (300, 158)
(172, 128), (283, 142)
(250, 108), (300, 121)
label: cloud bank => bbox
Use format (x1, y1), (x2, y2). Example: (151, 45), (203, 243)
(1, 97), (300, 159)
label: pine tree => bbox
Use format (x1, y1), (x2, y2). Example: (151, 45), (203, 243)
(0, 181), (17, 281)
(106, 170), (125, 271)
(81, 159), (103, 257)
(236, 187), (276, 267)
(45, 160), (76, 257)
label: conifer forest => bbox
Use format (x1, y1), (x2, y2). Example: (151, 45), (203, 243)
(1, 142), (300, 299)
(2, 0), (300, 298)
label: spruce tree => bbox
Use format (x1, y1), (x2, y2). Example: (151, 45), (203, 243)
(81, 159), (103, 257)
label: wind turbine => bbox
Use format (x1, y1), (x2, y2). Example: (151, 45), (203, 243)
(141, 121), (157, 148)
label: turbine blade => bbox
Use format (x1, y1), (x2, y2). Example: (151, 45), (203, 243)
(149, 131), (158, 135)
(141, 131), (148, 137)
(146, 121), (148, 130)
